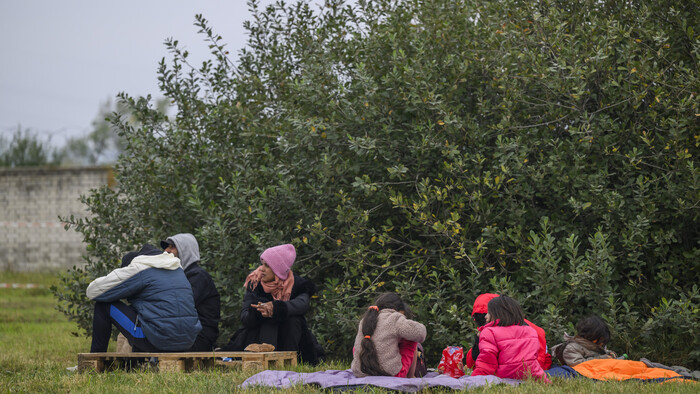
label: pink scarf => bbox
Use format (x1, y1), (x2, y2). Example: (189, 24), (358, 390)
(243, 266), (295, 301)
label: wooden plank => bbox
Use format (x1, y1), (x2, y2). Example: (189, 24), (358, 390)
(184, 357), (214, 371)
(78, 351), (296, 358)
(242, 360), (264, 371)
(159, 359), (185, 372)
(216, 360), (243, 369)
(288, 354), (298, 367)
(77, 351), (298, 373)
(78, 354), (105, 373)
(239, 353), (265, 362)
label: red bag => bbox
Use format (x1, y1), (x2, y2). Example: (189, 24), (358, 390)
(438, 346), (465, 378)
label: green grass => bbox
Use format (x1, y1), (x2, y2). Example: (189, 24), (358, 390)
(0, 271), (63, 287)
(0, 271), (696, 393)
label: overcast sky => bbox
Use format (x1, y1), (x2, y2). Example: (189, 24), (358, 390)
(0, 0), (275, 147)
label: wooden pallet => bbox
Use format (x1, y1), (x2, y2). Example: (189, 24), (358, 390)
(77, 351), (297, 373)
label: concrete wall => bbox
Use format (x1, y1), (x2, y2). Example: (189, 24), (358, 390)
(0, 166), (113, 271)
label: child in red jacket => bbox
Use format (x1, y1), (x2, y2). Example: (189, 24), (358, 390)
(466, 293), (552, 370)
(470, 296), (550, 382)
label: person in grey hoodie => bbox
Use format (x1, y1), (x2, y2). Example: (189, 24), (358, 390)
(161, 233), (221, 351)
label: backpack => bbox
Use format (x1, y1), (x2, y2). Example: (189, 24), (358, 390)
(414, 343), (428, 377)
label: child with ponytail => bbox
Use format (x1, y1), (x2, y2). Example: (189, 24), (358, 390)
(351, 293), (427, 378)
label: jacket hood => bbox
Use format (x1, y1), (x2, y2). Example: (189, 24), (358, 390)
(163, 233), (200, 270)
(472, 293), (500, 316)
(566, 334), (608, 353)
(131, 253), (182, 270)
(86, 249), (183, 301)
(122, 244), (162, 267)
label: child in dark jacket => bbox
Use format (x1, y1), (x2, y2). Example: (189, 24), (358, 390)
(471, 296), (550, 382)
(551, 315), (617, 367)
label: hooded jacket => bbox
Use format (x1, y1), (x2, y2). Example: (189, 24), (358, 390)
(162, 233), (199, 270)
(162, 233), (221, 350)
(471, 320), (549, 382)
(466, 294), (552, 370)
(86, 249), (201, 351)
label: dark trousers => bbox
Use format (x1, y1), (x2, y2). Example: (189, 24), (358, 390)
(90, 301), (159, 352)
(223, 316), (305, 352)
(189, 335), (215, 352)
(259, 315), (304, 351)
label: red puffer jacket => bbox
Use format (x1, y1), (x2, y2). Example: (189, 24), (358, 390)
(466, 294), (552, 370)
(524, 319), (552, 370)
(471, 321), (550, 382)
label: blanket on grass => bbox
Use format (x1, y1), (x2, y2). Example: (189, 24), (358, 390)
(240, 369), (520, 392)
(572, 359), (694, 383)
(545, 365), (579, 378)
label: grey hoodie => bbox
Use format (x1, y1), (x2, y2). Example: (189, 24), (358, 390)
(163, 233), (200, 270)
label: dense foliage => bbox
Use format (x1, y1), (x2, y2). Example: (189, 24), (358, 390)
(54, 0), (699, 367)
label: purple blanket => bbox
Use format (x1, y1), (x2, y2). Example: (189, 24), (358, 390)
(241, 369), (521, 392)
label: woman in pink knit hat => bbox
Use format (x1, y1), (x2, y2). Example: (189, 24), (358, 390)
(222, 244), (323, 364)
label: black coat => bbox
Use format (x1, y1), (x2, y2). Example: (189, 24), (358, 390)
(185, 263), (221, 351)
(240, 273), (315, 327)
(223, 273), (324, 364)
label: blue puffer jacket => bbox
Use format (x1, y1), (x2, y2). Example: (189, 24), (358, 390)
(86, 252), (202, 351)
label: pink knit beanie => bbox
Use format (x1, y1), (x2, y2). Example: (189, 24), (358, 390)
(260, 244), (296, 280)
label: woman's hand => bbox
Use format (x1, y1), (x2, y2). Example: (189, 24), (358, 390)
(251, 302), (274, 318)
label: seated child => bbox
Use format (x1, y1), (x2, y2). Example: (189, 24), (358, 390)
(471, 296), (550, 382)
(351, 293), (427, 378)
(551, 315), (617, 367)
(466, 293), (552, 370)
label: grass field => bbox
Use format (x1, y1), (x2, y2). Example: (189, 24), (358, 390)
(0, 272), (696, 393)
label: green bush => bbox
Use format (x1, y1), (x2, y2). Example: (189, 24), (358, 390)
(54, 0), (699, 368)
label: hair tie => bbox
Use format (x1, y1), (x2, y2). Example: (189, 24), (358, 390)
(364, 335), (371, 339)
(368, 305), (379, 311)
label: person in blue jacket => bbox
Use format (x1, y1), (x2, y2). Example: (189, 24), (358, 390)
(86, 243), (202, 352)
